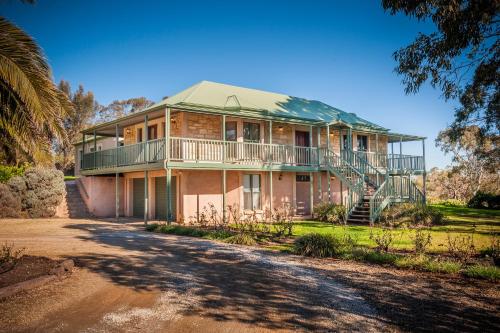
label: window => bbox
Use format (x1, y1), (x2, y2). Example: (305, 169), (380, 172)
(243, 174), (261, 210)
(137, 128), (143, 143)
(342, 134), (349, 150)
(148, 125), (158, 140)
(296, 175), (310, 182)
(225, 121), (237, 141)
(357, 135), (368, 151)
(243, 122), (260, 142)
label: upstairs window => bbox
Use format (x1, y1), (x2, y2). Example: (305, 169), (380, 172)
(357, 135), (368, 151)
(225, 121), (237, 141)
(243, 122), (260, 143)
(243, 174), (261, 210)
(342, 134), (349, 150)
(137, 128), (143, 143)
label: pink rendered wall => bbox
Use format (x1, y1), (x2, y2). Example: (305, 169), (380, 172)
(78, 176), (125, 217)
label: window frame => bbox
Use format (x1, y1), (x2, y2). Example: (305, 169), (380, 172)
(357, 135), (368, 152)
(243, 122), (260, 143)
(243, 174), (261, 210)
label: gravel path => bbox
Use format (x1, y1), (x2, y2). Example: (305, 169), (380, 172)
(0, 218), (498, 332)
(0, 218), (385, 332)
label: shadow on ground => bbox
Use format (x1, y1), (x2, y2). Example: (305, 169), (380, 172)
(63, 221), (499, 332)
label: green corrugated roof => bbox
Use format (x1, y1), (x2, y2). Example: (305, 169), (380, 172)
(144, 81), (388, 131)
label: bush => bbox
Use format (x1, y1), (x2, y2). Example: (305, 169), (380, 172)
(464, 265), (500, 281)
(370, 228), (398, 252)
(0, 242), (24, 269)
(429, 198), (465, 207)
(447, 233), (476, 265)
(313, 202), (346, 224)
(411, 228), (432, 254)
(0, 164), (27, 183)
(271, 206), (294, 238)
(421, 259), (461, 274)
(224, 233), (256, 246)
(293, 232), (357, 258)
(0, 183), (22, 218)
(380, 203), (443, 227)
(8, 167), (66, 218)
(467, 191), (500, 209)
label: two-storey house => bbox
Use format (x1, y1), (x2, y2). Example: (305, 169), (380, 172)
(76, 81), (426, 223)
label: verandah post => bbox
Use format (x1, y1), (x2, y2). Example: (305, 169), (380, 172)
(144, 170), (148, 225)
(82, 132), (86, 169)
(326, 124), (331, 202)
(400, 136), (403, 199)
(422, 138), (427, 204)
(93, 130), (97, 168)
(222, 115), (226, 222)
(309, 125), (314, 215)
(317, 126), (322, 201)
(165, 107), (171, 224)
(269, 120), (273, 215)
(115, 124), (119, 220)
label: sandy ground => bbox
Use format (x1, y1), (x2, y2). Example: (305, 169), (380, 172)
(0, 218), (498, 332)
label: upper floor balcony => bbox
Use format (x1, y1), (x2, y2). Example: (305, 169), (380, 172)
(80, 136), (425, 174)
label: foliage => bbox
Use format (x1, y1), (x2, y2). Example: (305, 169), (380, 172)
(0, 164), (27, 183)
(411, 228), (432, 254)
(481, 236), (500, 266)
(380, 203), (444, 227)
(428, 198), (465, 207)
(463, 265), (500, 281)
(293, 232), (357, 258)
(96, 97), (154, 123)
(271, 206), (294, 237)
(433, 127), (499, 202)
(7, 167), (66, 218)
(447, 233), (476, 266)
(0, 17), (72, 165)
(224, 233), (257, 246)
(0, 183), (22, 218)
(313, 202), (346, 224)
(55, 80), (100, 172)
(467, 191), (500, 209)
(383, 1), (499, 141)
(0, 242), (24, 268)
(369, 227), (397, 252)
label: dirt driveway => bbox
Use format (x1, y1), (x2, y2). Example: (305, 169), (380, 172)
(0, 218), (498, 332)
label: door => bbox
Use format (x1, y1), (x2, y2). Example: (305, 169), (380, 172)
(295, 174), (310, 215)
(155, 176), (177, 220)
(295, 131), (310, 164)
(133, 178), (145, 217)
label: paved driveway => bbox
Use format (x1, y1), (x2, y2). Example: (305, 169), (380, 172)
(0, 219), (385, 332)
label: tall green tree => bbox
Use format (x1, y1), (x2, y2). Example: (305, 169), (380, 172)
(0, 17), (72, 165)
(55, 80), (99, 171)
(96, 97), (153, 123)
(383, 0), (499, 142)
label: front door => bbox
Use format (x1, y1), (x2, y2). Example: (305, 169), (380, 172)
(155, 176), (177, 220)
(295, 131), (311, 164)
(133, 178), (145, 217)
(295, 174), (310, 215)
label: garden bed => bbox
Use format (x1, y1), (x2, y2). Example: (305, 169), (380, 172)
(0, 255), (62, 288)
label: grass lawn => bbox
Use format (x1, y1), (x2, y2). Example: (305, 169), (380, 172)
(288, 204), (499, 253)
(64, 176), (77, 181)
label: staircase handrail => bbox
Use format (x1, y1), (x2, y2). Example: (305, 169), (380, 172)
(341, 149), (385, 188)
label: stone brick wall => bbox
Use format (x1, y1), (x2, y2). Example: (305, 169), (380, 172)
(185, 113), (221, 139)
(272, 122), (294, 145)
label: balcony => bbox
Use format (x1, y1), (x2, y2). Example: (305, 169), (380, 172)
(81, 137), (424, 173)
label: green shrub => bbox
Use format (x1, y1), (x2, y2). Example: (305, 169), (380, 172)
(0, 164), (27, 183)
(313, 202), (346, 224)
(0, 242), (24, 267)
(380, 203), (443, 226)
(394, 254), (428, 269)
(0, 183), (23, 218)
(422, 259), (461, 274)
(370, 228), (398, 252)
(205, 230), (234, 240)
(362, 250), (400, 265)
(224, 233), (256, 246)
(467, 191), (500, 209)
(293, 232), (357, 258)
(145, 223), (160, 232)
(8, 167), (66, 218)
(271, 206), (294, 237)
(447, 233), (476, 266)
(464, 265), (500, 281)
(411, 228), (432, 254)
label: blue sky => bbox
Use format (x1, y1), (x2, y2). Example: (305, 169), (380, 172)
(2, 0), (456, 168)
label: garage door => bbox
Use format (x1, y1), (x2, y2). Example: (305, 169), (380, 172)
(155, 176), (176, 220)
(133, 178), (145, 217)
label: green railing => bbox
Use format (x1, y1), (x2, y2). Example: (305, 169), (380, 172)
(320, 148), (365, 217)
(369, 175), (425, 222)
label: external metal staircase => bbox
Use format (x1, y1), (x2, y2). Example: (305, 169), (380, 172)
(321, 148), (425, 223)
